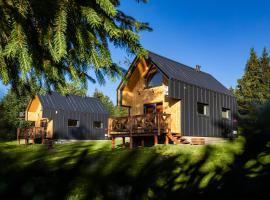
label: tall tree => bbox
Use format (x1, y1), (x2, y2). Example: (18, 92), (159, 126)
(236, 48), (268, 114)
(93, 89), (127, 117)
(0, 89), (33, 136)
(260, 47), (270, 98)
(0, 0), (151, 94)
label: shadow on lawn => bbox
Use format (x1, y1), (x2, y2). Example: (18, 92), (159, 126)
(0, 105), (269, 200)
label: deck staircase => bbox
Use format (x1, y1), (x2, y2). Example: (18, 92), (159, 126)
(166, 132), (190, 144)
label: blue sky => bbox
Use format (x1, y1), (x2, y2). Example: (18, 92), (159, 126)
(1, 0), (270, 103)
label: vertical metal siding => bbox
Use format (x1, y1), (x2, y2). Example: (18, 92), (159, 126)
(169, 78), (237, 137)
(42, 109), (109, 140)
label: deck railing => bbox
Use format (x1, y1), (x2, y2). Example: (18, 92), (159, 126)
(17, 127), (46, 144)
(108, 113), (171, 136)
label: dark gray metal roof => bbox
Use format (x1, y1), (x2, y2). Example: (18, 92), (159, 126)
(148, 51), (233, 96)
(38, 92), (109, 114)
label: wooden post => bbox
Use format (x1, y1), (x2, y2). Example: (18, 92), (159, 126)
(129, 136), (133, 149)
(154, 134), (158, 145)
(41, 128), (45, 144)
(31, 128), (35, 144)
(111, 136), (115, 150)
(141, 138), (144, 147)
(24, 129), (28, 145)
(157, 114), (160, 136)
(17, 128), (20, 144)
(122, 137), (125, 147)
(164, 135), (169, 145)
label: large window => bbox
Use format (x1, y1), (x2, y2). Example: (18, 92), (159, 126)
(222, 108), (231, 119)
(146, 71), (163, 88)
(68, 119), (80, 127)
(197, 103), (209, 116)
(93, 121), (103, 129)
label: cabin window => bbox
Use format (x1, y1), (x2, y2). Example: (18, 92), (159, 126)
(197, 103), (209, 116)
(144, 103), (163, 114)
(68, 119), (80, 127)
(222, 108), (231, 119)
(93, 121), (103, 129)
(146, 71), (163, 88)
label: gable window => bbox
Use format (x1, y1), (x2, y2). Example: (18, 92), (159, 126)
(146, 71), (163, 88)
(222, 108), (231, 119)
(197, 103), (209, 116)
(93, 121), (103, 129)
(68, 119), (80, 127)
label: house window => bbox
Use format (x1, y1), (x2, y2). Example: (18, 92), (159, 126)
(197, 103), (209, 116)
(146, 71), (163, 88)
(93, 121), (103, 129)
(222, 108), (231, 119)
(144, 103), (163, 114)
(68, 119), (80, 127)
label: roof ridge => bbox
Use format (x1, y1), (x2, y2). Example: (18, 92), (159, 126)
(148, 50), (210, 75)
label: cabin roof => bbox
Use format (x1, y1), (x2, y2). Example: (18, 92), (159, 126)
(147, 51), (233, 96)
(37, 92), (109, 114)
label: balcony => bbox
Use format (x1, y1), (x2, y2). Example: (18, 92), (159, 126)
(108, 113), (171, 136)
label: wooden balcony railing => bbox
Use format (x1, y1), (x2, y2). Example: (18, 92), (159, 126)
(17, 127), (46, 144)
(108, 113), (171, 136)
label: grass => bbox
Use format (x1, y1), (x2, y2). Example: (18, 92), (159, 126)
(0, 138), (268, 199)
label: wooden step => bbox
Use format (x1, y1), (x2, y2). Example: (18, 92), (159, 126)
(191, 137), (205, 145)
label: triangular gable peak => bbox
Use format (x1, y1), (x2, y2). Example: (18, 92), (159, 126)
(25, 95), (43, 122)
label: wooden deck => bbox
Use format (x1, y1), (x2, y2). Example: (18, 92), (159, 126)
(17, 127), (46, 144)
(108, 113), (178, 149)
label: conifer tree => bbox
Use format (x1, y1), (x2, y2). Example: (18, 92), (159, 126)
(93, 89), (127, 117)
(260, 47), (270, 98)
(0, 0), (151, 94)
(235, 48), (265, 113)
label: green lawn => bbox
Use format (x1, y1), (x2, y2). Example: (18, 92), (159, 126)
(0, 138), (268, 199)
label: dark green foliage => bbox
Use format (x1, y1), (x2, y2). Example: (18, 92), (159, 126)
(0, 0), (151, 94)
(235, 48), (270, 114)
(93, 89), (128, 117)
(59, 82), (87, 96)
(0, 89), (33, 139)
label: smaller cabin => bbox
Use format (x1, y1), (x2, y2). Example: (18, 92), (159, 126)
(25, 92), (109, 140)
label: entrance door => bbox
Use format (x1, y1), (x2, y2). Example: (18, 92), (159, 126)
(144, 102), (163, 114)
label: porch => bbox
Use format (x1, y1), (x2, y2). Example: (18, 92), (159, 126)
(17, 127), (48, 144)
(108, 113), (186, 149)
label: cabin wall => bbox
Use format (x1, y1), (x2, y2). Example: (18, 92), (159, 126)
(42, 109), (109, 140)
(169, 78), (237, 137)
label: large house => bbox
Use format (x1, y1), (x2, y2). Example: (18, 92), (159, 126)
(25, 92), (109, 140)
(109, 51), (237, 147)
